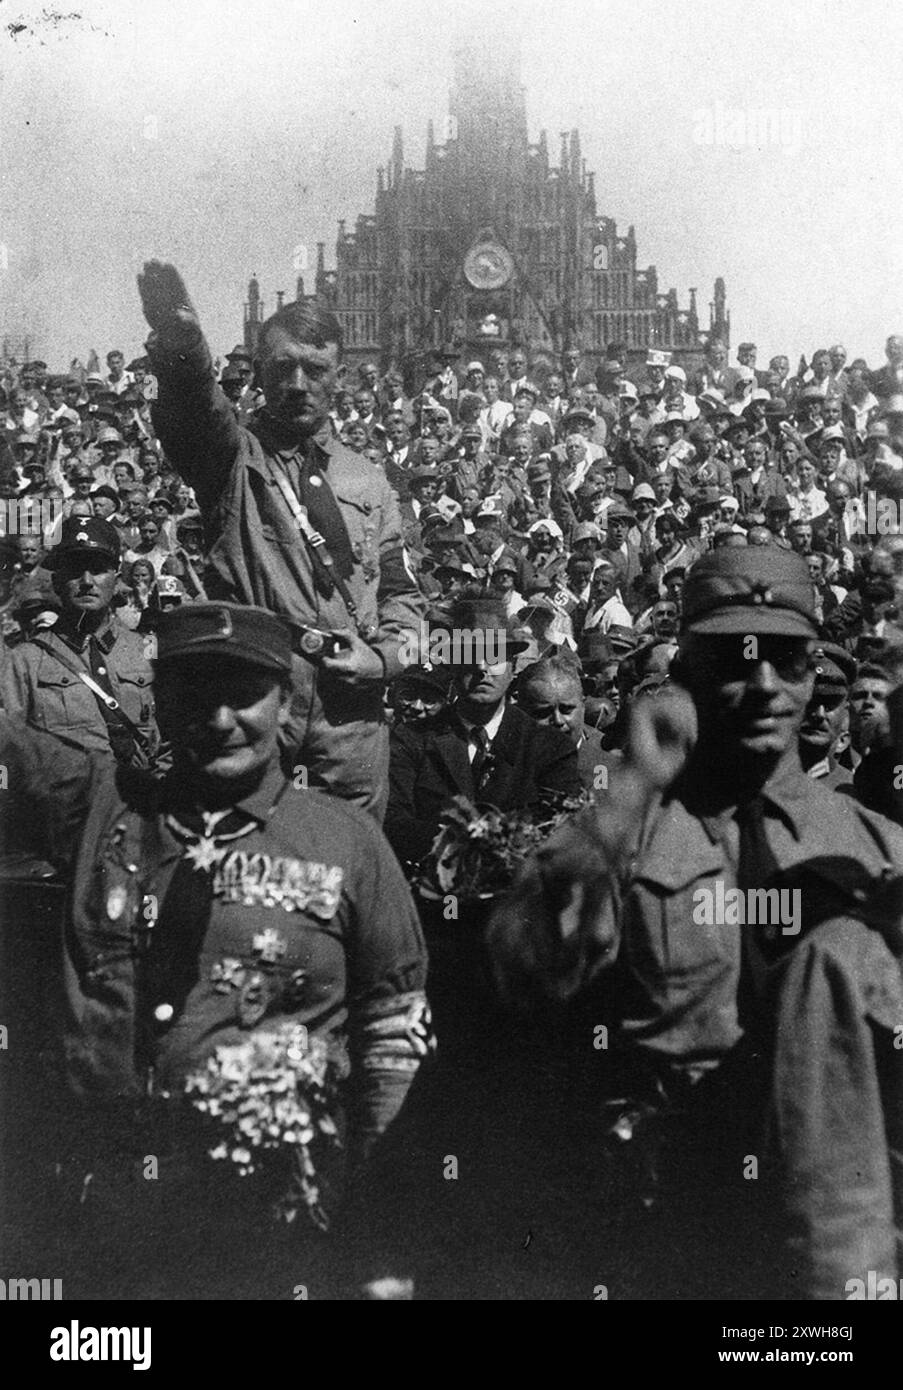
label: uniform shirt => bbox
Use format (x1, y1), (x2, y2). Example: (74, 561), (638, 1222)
(0, 616), (156, 759)
(0, 728), (430, 1182)
(488, 754), (903, 1300)
(58, 756), (429, 1101)
(492, 753), (903, 1074)
(147, 330), (423, 682)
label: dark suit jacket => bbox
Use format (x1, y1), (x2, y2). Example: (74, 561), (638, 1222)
(385, 703), (581, 865)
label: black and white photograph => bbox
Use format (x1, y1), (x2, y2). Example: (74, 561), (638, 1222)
(0, 0), (901, 1328)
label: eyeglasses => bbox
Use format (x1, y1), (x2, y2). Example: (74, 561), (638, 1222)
(688, 635), (813, 683)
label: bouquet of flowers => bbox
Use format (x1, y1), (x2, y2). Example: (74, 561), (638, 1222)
(183, 1022), (348, 1230)
(412, 791), (592, 904)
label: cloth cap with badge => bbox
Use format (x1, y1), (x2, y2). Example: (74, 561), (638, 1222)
(810, 642), (857, 694)
(476, 497), (506, 520)
(681, 546), (818, 638)
(395, 662), (456, 697)
(49, 515), (121, 566)
(607, 625), (638, 655)
(157, 602), (293, 674)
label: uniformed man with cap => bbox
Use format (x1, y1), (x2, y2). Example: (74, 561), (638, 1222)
(0, 516), (157, 769)
(391, 660), (454, 728)
(488, 544), (903, 1299)
(798, 642), (857, 787)
(136, 261), (424, 820)
(0, 601), (430, 1298)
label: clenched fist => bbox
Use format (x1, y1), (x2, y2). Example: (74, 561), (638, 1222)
(625, 683), (698, 793)
(137, 260), (201, 345)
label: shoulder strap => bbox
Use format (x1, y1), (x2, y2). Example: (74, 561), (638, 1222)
(264, 455), (365, 635)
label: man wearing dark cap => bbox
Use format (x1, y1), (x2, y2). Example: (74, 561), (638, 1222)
(488, 544), (903, 1299)
(798, 642), (856, 787)
(0, 516), (157, 767)
(136, 260), (423, 820)
(0, 601), (430, 1298)
(391, 662), (454, 728)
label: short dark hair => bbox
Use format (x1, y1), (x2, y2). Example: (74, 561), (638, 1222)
(257, 299), (343, 358)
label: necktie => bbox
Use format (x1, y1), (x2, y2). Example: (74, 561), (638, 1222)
(139, 808), (258, 1072)
(295, 452), (355, 581)
(735, 794), (783, 1019)
(471, 726), (491, 792)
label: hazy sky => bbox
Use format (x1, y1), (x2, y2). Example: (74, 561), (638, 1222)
(1, 0), (902, 369)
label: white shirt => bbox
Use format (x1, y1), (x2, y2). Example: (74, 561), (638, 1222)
(848, 393), (878, 436)
(106, 371), (135, 396)
(480, 400), (513, 442)
(788, 486), (828, 522)
(584, 593), (633, 633)
(459, 702), (507, 762)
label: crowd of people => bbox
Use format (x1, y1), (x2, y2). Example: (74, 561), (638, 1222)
(1, 273), (903, 1300)
(6, 333), (903, 785)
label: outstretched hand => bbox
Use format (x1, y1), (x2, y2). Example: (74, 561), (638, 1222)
(137, 260), (200, 339)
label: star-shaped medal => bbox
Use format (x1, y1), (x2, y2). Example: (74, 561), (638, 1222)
(183, 837), (226, 873)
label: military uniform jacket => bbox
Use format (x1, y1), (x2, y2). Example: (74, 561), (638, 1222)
(0, 618), (156, 759)
(55, 757), (430, 1114)
(489, 756), (903, 1297)
(147, 332), (424, 680)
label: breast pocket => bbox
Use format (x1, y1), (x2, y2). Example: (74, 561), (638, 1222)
(335, 493), (380, 581)
(114, 669), (154, 727)
(35, 670), (96, 734)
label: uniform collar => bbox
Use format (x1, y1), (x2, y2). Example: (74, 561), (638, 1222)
(679, 751), (811, 845)
(165, 757), (289, 827)
(55, 614), (117, 654)
(251, 410), (335, 465)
